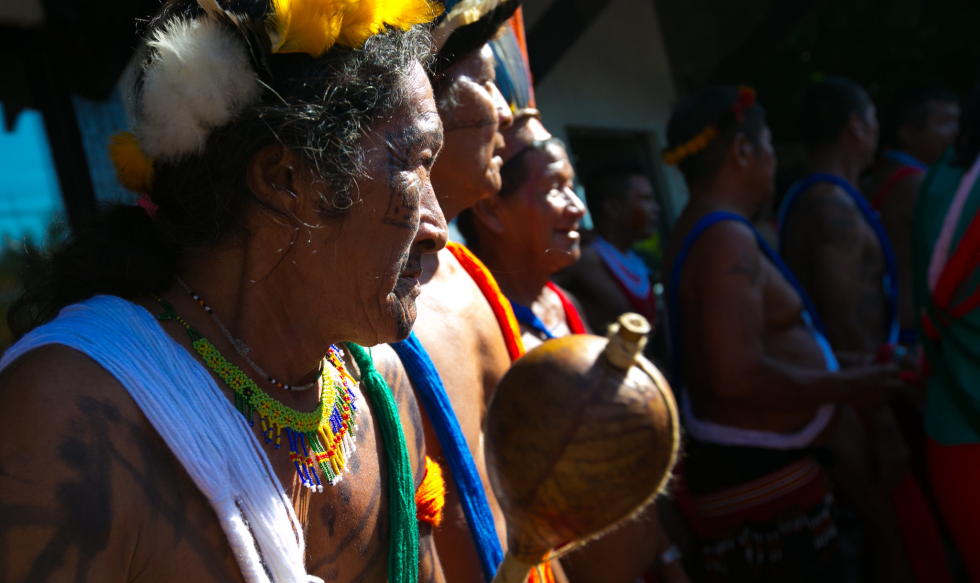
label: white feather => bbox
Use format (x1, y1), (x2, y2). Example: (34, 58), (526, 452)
(137, 17), (260, 161)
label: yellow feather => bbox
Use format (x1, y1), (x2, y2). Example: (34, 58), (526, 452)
(336, 0), (443, 48)
(271, 0), (442, 56)
(108, 132), (154, 194)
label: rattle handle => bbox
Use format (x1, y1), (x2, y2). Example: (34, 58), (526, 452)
(490, 553), (535, 583)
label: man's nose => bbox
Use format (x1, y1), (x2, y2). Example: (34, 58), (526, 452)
(566, 187), (586, 216)
(490, 83), (514, 131)
(415, 179), (449, 254)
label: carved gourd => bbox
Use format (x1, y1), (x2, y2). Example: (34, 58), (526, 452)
(485, 313), (680, 582)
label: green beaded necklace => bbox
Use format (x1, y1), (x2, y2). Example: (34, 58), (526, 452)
(153, 296), (358, 491)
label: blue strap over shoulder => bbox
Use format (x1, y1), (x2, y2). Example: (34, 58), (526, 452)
(667, 211), (834, 388)
(390, 332), (503, 582)
(776, 173), (900, 345)
(509, 301), (556, 339)
(885, 149), (928, 171)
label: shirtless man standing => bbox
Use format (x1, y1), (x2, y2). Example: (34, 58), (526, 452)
(865, 88), (960, 347)
(662, 85), (900, 582)
(556, 164), (661, 332)
(779, 77), (950, 583)
(0, 3), (448, 582)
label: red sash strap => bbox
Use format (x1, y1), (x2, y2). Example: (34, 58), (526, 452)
(446, 242), (526, 361)
(892, 474), (953, 583)
(545, 282), (587, 334)
(923, 190), (980, 344)
(599, 257), (659, 327)
(872, 166), (925, 210)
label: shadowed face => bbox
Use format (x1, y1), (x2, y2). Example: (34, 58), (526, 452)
(902, 100), (960, 165)
(859, 104), (881, 167)
(750, 126), (777, 203)
(622, 175), (661, 242)
(431, 44), (515, 216)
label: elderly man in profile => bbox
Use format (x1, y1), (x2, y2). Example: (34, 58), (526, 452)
(0, 1), (450, 581)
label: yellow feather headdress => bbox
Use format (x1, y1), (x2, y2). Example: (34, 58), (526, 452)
(270, 0), (443, 57)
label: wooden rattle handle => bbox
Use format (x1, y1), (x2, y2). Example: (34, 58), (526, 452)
(490, 553), (534, 583)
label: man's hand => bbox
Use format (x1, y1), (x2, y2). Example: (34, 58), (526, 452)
(841, 363), (904, 408)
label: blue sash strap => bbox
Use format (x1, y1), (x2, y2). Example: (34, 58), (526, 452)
(885, 149), (928, 171)
(776, 173), (901, 345)
(390, 332), (503, 582)
(667, 211), (836, 388)
(509, 301), (556, 339)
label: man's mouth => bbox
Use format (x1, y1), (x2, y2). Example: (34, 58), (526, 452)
(554, 227), (581, 241)
(393, 258), (423, 299)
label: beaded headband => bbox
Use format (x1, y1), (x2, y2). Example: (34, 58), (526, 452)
(662, 86), (757, 166)
(109, 0), (442, 208)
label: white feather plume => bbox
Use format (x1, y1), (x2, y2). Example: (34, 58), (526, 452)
(137, 17), (260, 161)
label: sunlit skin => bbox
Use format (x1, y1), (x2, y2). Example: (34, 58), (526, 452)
(0, 62), (450, 583)
(468, 141), (589, 350)
(555, 173), (661, 333)
(865, 99), (961, 340)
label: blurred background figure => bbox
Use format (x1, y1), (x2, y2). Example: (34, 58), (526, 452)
(779, 78), (950, 583)
(865, 87), (960, 350)
(554, 164), (661, 334)
(913, 84), (980, 583)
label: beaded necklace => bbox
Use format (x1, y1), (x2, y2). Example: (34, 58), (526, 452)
(153, 296), (358, 491)
(177, 277), (320, 391)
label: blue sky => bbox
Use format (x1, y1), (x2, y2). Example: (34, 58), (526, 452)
(0, 104), (63, 244)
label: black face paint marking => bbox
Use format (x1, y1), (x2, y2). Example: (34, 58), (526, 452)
(383, 127), (426, 230)
(443, 113), (496, 133)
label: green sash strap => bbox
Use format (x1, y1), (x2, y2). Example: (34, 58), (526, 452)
(344, 342), (419, 583)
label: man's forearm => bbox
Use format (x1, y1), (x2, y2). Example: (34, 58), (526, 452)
(713, 357), (857, 410)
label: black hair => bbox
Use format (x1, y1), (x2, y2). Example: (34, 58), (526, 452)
(666, 85), (767, 187)
(456, 136), (565, 245)
(583, 162), (646, 221)
(882, 86), (959, 148)
(799, 76), (873, 147)
(8, 0), (433, 338)
(433, 0), (519, 76)
(953, 83), (980, 167)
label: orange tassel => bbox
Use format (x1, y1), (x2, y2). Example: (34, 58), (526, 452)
(415, 456), (446, 527)
(527, 562), (555, 583)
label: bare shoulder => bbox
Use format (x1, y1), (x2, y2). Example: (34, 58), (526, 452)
(370, 343), (426, 488)
(685, 219), (761, 282)
(0, 344), (147, 448)
(0, 344), (243, 583)
(793, 182), (861, 240)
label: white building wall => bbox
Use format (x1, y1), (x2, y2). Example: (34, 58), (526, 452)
(524, 0), (689, 219)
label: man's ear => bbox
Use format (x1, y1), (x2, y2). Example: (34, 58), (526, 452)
(471, 196), (507, 234)
(246, 144), (306, 214)
(732, 133), (753, 168)
(848, 111), (870, 142)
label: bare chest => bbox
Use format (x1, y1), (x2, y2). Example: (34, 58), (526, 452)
(132, 386), (391, 583)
